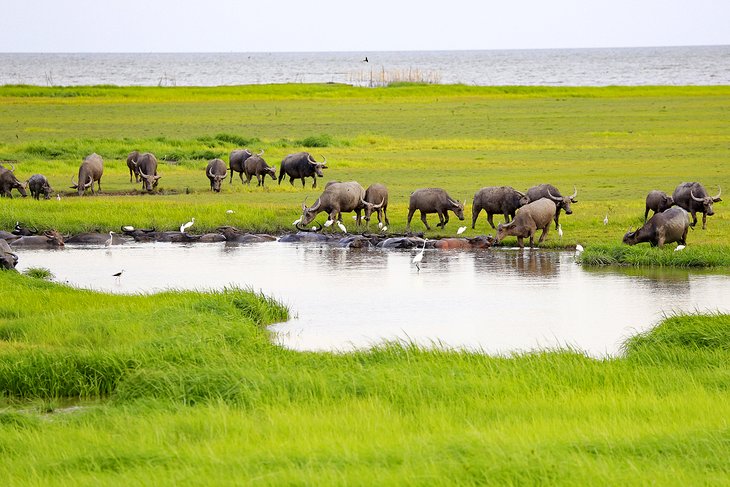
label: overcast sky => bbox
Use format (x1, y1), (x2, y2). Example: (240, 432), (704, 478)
(2, 0), (728, 53)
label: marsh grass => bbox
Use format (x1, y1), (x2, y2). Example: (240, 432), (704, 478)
(21, 267), (54, 280)
(577, 243), (730, 267)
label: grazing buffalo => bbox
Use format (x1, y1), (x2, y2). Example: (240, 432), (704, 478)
(71, 153), (104, 196)
(406, 188), (465, 231)
(136, 152), (161, 192)
(472, 186), (528, 230)
(278, 152), (328, 188)
(297, 181), (381, 230)
(243, 152), (276, 187)
(127, 150), (140, 183)
(525, 184), (578, 229)
(10, 230), (64, 248)
(644, 190), (674, 222)
(27, 174), (53, 200)
(672, 182), (721, 230)
(206, 159), (227, 192)
(0, 164), (28, 198)
(495, 198), (557, 248)
(229, 149), (257, 184)
(363, 183), (390, 227)
(623, 206), (689, 248)
(0, 238), (18, 270)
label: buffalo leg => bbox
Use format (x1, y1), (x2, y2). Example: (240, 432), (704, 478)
(517, 236), (524, 248)
(441, 212), (450, 228)
(680, 226), (688, 245)
(420, 210), (431, 230)
(312, 177), (317, 189)
(554, 212), (560, 230)
(257, 175), (262, 186)
(471, 207), (481, 229)
(538, 224), (550, 244)
(384, 208), (390, 226)
(238, 172), (244, 184)
(702, 213), (707, 230)
(355, 210), (362, 225)
(690, 211), (697, 227)
(229, 170), (234, 184)
(644, 207), (650, 222)
(129, 169), (133, 183)
(487, 213), (496, 229)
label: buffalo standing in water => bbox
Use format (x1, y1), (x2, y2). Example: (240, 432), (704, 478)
(471, 186), (528, 230)
(279, 152), (328, 188)
(525, 184), (578, 229)
(623, 206), (689, 248)
(229, 149), (258, 184)
(495, 198), (557, 248)
(206, 159), (228, 192)
(71, 153), (103, 196)
(644, 190), (674, 222)
(406, 188), (465, 231)
(0, 164), (28, 198)
(672, 182), (721, 230)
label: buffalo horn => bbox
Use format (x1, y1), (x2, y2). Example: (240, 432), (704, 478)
(139, 167), (149, 179)
(319, 155), (327, 166)
(570, 185), (578, 201)
(714, 186), (722, 201)
(70, 175), (78, 188)
(84, 175), (93, 188)
(546, 189), (562, 202)
(258, 149), (264, 155)
(296, 220), (322, 232)
(206, 166), (212, 178)
(690, 190), (704, 202)
(301, 196), (308, 212)
(8, 163), (15, 172)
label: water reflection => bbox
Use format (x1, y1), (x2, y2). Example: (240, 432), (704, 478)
(12, 242), (730, 357)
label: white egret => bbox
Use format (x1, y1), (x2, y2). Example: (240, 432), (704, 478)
(457, 226), (466, 235)
(603, 214), (609, 225)
(226, 209), (234, 214)
(56, 194), (61, 201)
(324, 220), (334, 227)
(337, 221), (347, 233)
(104, 231), (114, 247)
(675, 245), (686, 252)
(180, 217), (195, 233)
(381, 225), (388, 232)
(412, 239), (427, 271)
(558, 224), (563, 239)
(576, 244), (584, 253)
(378, 222), (383, 229)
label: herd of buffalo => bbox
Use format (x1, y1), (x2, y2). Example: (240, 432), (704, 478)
(0, 148), (723, 257)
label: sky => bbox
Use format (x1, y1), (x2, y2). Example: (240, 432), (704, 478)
(2, 0), (728, 53)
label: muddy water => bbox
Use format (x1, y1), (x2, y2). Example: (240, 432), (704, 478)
(13, 242), (730, 357)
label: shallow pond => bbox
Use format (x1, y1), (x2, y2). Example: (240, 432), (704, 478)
(13, 241), (730, 357)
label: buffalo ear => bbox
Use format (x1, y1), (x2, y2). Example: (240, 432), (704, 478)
(714, 197), (723, 202)
(155, 175), (162, 180)
(70, 184), (78, 189)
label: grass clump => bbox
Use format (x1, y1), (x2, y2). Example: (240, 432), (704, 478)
(21, 267), (54, 280)
(578, 244), (730, 267)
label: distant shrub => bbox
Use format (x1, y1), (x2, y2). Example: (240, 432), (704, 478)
(23, 267), (54, 280)
(214, 133), (260, 147)
(190, 149), (223, 160)
(297, 134), (333, 148)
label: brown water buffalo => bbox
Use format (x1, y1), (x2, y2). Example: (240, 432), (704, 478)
(406, 188), (465, 231)
(525, 184), (577, 229)
(644, 190), (674, 222)
(279, 152), (327, 188)
(495, 198), (557, 248)
(206, 158), (227, 192)
(433, 236), (494, 249)
(229, 149), (257, 184)
(136, 152), (161, 192)
(0, 164), (28, 198)
(127, 150), (140, 182)
(243, 152), (276, 187)
(672, 182), (721, 230)
(472, 186), (528, 230)
(71, 153), (103, 196)
(10, 230), (64, 248)
(363, 183), (390, 227)
(27, 174), (53, 200)
(623, 206), (689, 248)
(297, 181), (381, 229)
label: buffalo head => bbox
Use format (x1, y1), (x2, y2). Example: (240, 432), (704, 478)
(547, 186), (578, 214)
(691, 186), (722, 216)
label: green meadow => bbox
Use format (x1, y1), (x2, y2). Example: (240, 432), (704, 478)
(2, 84), (730, 484)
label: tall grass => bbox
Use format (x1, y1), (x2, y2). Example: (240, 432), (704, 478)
(577, 244), (730, 267)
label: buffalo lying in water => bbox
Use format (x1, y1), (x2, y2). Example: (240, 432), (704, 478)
(10, 230), (64, 248)
(623, 207), (689, 248)
(0, 239), (18, 270)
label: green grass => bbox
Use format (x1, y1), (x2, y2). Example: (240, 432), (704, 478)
(578, 243), (730, 267)
(0, 84), (728, 252)
(1, 271), (730, 485)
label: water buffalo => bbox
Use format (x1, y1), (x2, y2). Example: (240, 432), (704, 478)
(10, 230), (64, 248)
(127, 150), (140, 183)
(672, 182), (721, 230)
(206, 158), (227, 192)
(136, 152), (161, 192)
(0, 239), (18, 270)
(71, 153), (103, 196)
(525, 184), (577, 229)
(0, 164), (28, 198)
(472, 186), (528, 230)
(297, 181), (381, 230)
(406, 188), (465, 231)
(495, 198), (557, 248)
(363, 183), (390, 227)
(243, 152), (276, 187)
(229, 149), (257, 184)
(27, 174), (53, 200)
(623, 206), (689, 248)
(279, 152), (327, 188)
(644, 190), (674, 222)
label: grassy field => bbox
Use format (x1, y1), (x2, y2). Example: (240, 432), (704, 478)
(1, 84), (729, 252)
(1, 271), (730, 485)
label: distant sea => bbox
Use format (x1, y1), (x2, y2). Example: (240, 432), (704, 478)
(1, 46), (729, 87)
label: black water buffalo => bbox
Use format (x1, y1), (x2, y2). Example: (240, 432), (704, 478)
(229, 149), (257, 184)
(406, 188), (465, 231)
(472, 186), (528, 230)
(0, 164), (28, 198)
(136, 152), (161, 192)
(644, 190), (674, 222)
(279, 152), (327, 188)
(495, 198), (557, 248)
(27, 174), (53, 200)
(243, 152), (276, 187)
(363, 183), (389, 227)
(0, 239), (18, 270)
(206, 159), (227, 192)
(623, 206), (689, 248)
(525, 184), (577, 229)
(297, 181), (381, 230)
(10, 230), (64, 248)
(127, 150), (140, 183)
(672, 182), (721, 230)
(71, 153), (104, 196)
